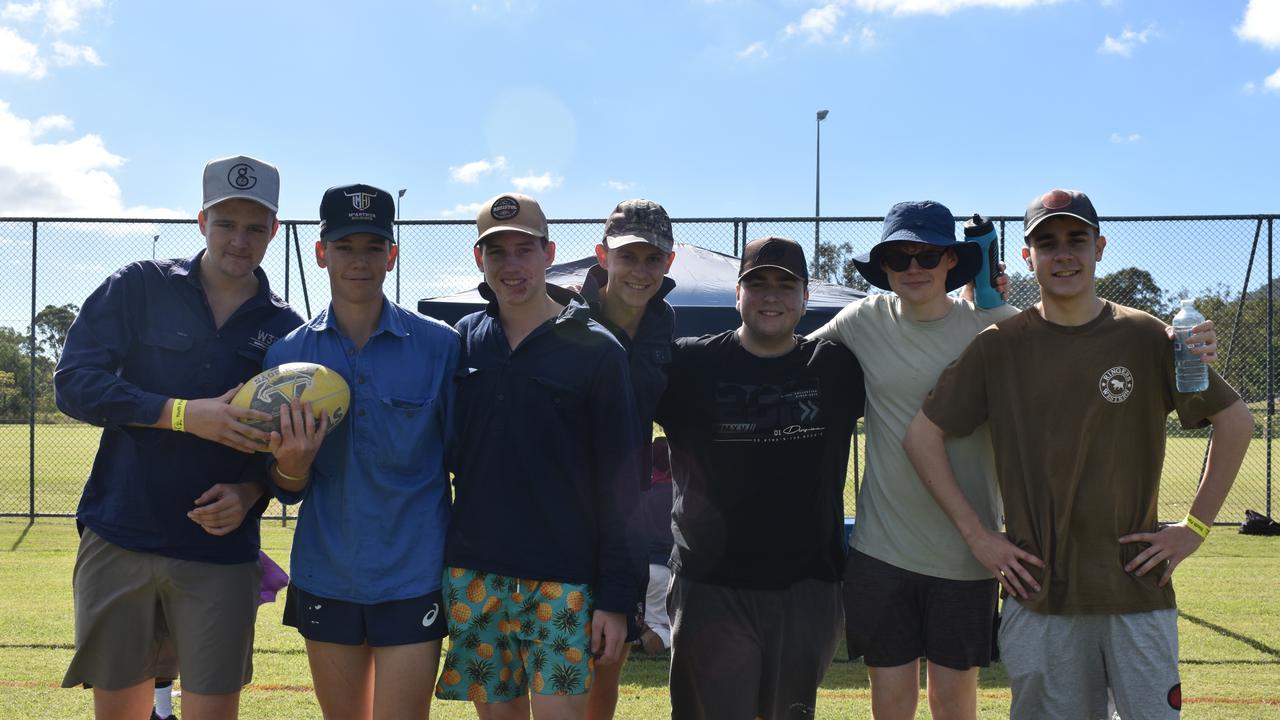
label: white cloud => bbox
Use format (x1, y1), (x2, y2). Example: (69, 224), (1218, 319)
(44, 0), (102, 33)
(736, 40), (768, 59)
(785, 3), (845, 43)
(31, 113), (71, 135)
(1243, 80), (1258, 94)
(1237, 0), (1280, 50)
(0, 100), (184, 217)
(0, 25), (45, 78)
(51, 40), (100, 66)
(448, 155), (508, 184)
(606, 180), (635, 191)
(0, 1), (104, 78)
(1109, 132), (1142, 144)
(1099, 26), (1153, 57)
(511, 172), (562, 193)
(439, 202), (484, 219)
(1266, 66), (1280, 91)
(849, 0), (1061, 15)
(0, 3), (41, 22)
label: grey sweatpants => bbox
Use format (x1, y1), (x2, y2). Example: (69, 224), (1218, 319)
(1000, 598), (1181, 720)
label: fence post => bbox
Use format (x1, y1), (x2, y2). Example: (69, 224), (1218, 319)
(291, 224), (312, 318)
(284, 224), (291, 303)
(28, 221), (37, 521)
(1269, 217), (1274, 518)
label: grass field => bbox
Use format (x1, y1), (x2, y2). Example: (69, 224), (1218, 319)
(2, 422), (1276, 524)
(1, 519), (1277, 718)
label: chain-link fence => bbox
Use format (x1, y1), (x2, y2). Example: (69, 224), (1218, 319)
(0, 214), (1274, 525)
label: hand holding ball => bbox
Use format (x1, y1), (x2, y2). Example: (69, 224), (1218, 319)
(231, 362), (350, 435)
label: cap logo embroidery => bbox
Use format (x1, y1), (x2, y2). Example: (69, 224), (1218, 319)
(227, 163), (258, 190)
(345, 190), (377, 211)
(491, 196), (520, 221)
(1042, 190), (1071, 210)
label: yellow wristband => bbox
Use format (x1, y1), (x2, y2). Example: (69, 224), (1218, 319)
(171, 399), (187, 433)
(273, 464), (307, 483)
(1184, 513), (1211, 539)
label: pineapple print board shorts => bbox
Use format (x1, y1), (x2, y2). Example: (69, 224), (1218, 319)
(436, 568), (595, 703)
(282, 584), (448, 646)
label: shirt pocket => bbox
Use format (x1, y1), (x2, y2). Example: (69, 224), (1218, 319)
(135, 328), (196, 397)
(528, 374), (587, 427)
(371, 393), (437, 474)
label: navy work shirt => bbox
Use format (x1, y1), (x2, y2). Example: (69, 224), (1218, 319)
(446, 283), (646, 614)
(580, 264), (675, 489)
(55, 252), (303, 564)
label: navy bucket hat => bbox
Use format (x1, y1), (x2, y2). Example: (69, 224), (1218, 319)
(852, 200), (983, 292)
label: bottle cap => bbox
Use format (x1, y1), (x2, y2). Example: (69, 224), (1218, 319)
(963, 213), (995, 238)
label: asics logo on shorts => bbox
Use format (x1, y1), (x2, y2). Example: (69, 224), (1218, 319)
(423, 603), (439, 628)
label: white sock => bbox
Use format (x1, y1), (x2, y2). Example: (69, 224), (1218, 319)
(154, 684), (173, 717)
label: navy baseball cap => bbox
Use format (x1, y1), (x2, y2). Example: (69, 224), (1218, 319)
(853, 200), (982, 292)
(319, 184), (396, 244)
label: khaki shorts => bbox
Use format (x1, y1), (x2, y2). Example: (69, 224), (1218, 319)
(61, 528), (261, 695)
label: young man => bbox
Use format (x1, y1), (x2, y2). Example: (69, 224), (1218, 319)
(54, 155), (303, 719)
(655, 236), (865, 720)
(579, 198), (677, 720)
(904, 189), (1253, 720)
(435, 193), (645, 720)
(810, 200), (1015, 720)
(263, 183), (459, 719)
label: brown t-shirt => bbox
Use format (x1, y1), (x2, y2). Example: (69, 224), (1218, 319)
(923, 302), (1239, 615)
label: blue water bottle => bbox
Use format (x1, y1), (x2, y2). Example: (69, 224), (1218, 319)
(963, 214), (1003, 309)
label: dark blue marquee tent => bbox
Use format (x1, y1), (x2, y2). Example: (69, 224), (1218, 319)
(418, 243), (866, 337)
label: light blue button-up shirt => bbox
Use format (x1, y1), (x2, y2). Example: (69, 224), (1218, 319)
(266, 298), (459, 603)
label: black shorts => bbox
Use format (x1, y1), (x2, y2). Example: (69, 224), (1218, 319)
(283, 584), (447, 647)
(842, 549), (998, 670)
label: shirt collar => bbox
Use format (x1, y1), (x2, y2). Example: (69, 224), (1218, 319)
(581, 263), (676, 307)
(313, 296), (407, 338)
(475, 281), (593, 327)
(171, 250), (285, 309)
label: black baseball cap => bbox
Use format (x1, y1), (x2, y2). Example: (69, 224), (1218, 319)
(319, 184), (396, 244)
(738, 236), (808, 282)
(1023, 189), (1100, 240)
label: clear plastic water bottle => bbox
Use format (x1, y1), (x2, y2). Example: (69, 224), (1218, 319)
(1173, 299), (1208, 393)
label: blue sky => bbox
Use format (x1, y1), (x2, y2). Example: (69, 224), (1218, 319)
(1, 0), (1277, 223)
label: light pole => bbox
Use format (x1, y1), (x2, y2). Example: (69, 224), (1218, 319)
(814, 109), (829, 278)
(396, 188), (406, 303)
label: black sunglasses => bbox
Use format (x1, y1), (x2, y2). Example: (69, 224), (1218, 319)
(882, 249), (945, 272)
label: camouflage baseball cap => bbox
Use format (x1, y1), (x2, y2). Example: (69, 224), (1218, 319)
(603, 199), (674, 253)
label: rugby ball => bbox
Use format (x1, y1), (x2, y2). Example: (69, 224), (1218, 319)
(231, 362), (350, 435)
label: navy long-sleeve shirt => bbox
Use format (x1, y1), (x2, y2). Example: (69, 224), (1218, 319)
(581, 264), (675, 489)
(445, 283), (646, 614)
(54, 252), (303, 564)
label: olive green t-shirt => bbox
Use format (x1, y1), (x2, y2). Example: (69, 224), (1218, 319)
(811, 295), (1017, 580)
(922, 302), (1239, 615)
